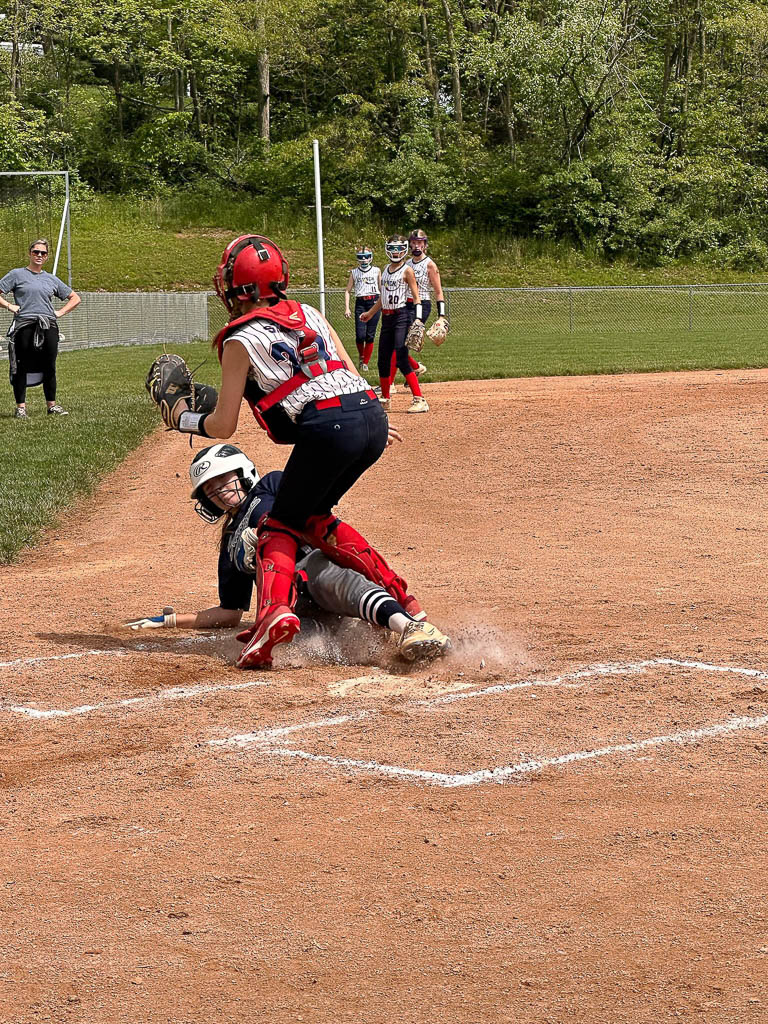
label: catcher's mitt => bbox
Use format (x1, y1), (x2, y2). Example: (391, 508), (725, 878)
(426, 316), (450, 347)
(406, 318), (425, 353)
(145, 354), (217, 429)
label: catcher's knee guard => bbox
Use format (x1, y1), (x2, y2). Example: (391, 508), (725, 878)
(255, 516), (302, 616)
(301, 514), (410, 607)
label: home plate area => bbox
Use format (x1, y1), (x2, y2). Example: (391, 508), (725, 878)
(209, 658), (768, 788)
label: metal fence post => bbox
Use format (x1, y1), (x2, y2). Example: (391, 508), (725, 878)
(568, 289), (574, 333)
(688, 286), (693, 330)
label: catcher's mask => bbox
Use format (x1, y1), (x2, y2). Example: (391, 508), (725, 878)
(213, 234), (289, 316)
(189, 443), (259, 523)
(355, 248), (373, 271)
(385, 239), (408, 263)
(409, 230), (428, 257)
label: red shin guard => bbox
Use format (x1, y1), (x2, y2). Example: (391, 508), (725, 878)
(257, 521), (300, 613)
(237, 518), (301, 644)
(302, 514), (411, 606)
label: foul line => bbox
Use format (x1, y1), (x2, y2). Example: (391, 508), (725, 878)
(0, 634), (219, 671)
(264, 714), (768, 788)
(3, 679), (269, 720)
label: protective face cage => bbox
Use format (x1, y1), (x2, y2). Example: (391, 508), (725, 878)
(356, 250), (373, 269)
(409, 232), (428, 254)
(385, 241), (409, 262)
(213, 235), (289, 315)
(189, 443), (259, 523)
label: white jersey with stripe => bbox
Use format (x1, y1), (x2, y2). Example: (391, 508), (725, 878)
(381, 262), (410, 311)
(224, 303), (364, 422)
(407, 256), (434, 301)
(351, 266), (380, 297)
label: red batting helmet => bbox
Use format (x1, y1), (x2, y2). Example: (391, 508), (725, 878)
(213, 234), (289, 314)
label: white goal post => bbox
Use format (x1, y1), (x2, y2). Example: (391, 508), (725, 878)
(0, 170), (72, 285)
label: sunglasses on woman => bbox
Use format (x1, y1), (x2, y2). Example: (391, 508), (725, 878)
(31, 250), (48, 256)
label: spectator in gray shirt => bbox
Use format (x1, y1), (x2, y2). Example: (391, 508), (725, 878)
(0, 238), (81, 419)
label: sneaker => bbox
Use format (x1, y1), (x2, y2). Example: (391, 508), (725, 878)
(398, 620), (451, 663)
(236, 605), (300, 669)
(360, 362), (369, 373)
(14, 407), (28, 420)
(406, 396), (429, 414)
(379, 397), (391, 411)
(47, 404), (68, 416)
(415, 362), (427, 377)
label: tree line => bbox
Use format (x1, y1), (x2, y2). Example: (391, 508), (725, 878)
(2, 0), (768, 266)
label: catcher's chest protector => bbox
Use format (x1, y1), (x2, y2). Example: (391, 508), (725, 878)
(215, 301), (342, 444)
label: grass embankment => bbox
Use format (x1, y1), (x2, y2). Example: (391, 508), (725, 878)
(2, 193), (768, 291)
(0, 341), (216, 563)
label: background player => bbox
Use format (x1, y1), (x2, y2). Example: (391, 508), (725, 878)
(154, 233), (428, 668)
(359, 235), (428, 414)
(125, 444), (450, 664)
(344, 246), (381, 373)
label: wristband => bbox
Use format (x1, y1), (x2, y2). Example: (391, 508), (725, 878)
(162, 606), (177, 627)
(178, 411), (211, 437)
(437, 300), (446, 318)
(415, 303), (423, 322)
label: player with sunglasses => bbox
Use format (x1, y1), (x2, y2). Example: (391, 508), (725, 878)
(0, 238), (81, 419)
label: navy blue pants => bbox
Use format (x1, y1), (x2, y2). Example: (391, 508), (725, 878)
(377, 308), (412, 379)
(406, 299), (432, 327)
(355, 297), (380, 345)
(271, 391), (389, 531)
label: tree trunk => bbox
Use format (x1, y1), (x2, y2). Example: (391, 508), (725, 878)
(189, 70), (203, 136)
(420, 5), (441, 150)
(439, 0), (462, 126)
(256, 16), (270, 143)
(113, 63), (123, 135)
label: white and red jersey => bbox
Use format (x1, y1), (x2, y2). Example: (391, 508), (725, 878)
(381, 262), (410, 311)
(407, 255), (435, 301)
(351, 266), (380, 297)
(224, 303), (363, 422)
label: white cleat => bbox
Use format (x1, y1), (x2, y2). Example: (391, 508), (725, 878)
(398, 620), (451, 663)
(407, 396), (429, 414)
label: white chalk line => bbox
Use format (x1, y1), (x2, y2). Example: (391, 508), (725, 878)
(419, 660), (661, 708)
(210, 657), (748, 750)
(0, 634), (219, 671)
(4, 678), (269, 720)
(264, 713), (768, 788)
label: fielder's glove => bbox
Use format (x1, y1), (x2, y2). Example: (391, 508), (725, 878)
(145, 353), (218, 430)
(125, 607), (177, 629)
(426, 316), (450, 347)
(405, 318), (426, 353)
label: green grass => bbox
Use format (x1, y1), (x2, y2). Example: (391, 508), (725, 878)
(2, 192), (768, 291)
(0, 340), (217, 563)
(3, 323), (767, 563)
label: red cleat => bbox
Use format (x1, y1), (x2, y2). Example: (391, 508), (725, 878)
(236, 605), (300, 669)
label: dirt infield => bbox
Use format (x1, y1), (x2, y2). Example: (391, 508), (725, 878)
(1, 371), (767, 1024)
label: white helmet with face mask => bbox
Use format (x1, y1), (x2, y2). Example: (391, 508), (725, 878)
(355, 248), (373, 272)
(189, 444), (259, 523)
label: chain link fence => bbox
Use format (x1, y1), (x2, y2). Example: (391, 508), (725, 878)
(2, 284), (768, 358)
